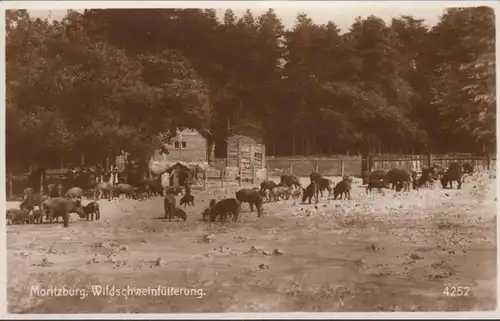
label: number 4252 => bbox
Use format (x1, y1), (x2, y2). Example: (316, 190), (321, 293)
(443, 286), (470, 297)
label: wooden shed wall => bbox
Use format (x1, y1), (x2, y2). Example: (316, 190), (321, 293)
(226, 135), (265, 170)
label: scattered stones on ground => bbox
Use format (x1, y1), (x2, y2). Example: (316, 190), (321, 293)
(202, 234), (216, 243)
(47, 248), (58, 254)
(273, 248), (284, 256)
(31, 257), (53, 267)
(409, 253), (423, 260)
(206, 246), (233, 257)
(233, 235), (247, 243)
(367, 244), (381, 251)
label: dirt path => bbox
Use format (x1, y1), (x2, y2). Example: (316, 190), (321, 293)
(7, 174), (497, 313)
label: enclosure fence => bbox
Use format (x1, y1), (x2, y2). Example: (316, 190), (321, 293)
(6, 154), (495, 199)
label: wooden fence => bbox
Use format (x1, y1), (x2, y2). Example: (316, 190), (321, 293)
(7, 154), (496, 199)
(5, 170), (95, 201)
(207, 153), (495, 187)
(368, 154), (495, 173)
(205, 157), (361, 187)
(206, 161), (264, 188)
(8, 173), (59, 201)
(266, 157), (362, 178)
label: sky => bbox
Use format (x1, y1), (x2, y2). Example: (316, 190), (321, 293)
(20, 1), (477, 32)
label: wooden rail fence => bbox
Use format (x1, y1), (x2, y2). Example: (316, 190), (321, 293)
(7, 153), (495, 199)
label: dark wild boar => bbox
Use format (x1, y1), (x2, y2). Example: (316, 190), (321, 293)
(302, 182), (319, 204)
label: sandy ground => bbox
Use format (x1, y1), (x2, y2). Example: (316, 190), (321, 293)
(6, 173), (497, 313)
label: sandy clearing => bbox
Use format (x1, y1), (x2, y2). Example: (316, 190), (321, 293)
(6, 174), (497, 313)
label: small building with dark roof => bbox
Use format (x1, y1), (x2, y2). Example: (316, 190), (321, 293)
(164, 161), (209, 189)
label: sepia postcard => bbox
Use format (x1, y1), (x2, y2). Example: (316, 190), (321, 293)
(2, 0), (498, 318)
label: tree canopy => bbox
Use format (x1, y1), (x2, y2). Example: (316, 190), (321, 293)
(6, 7), (495, 171)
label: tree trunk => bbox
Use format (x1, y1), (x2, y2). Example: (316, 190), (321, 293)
(301, 135), (305, 156)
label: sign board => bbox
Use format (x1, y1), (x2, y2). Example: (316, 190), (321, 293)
(241, 160), (251, 169)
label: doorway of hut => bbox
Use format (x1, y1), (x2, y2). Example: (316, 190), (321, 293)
(168, 167), (191, 188)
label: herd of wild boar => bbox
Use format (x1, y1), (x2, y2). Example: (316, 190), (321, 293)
(6, 161), (475, 227)
(200, 160), (474, 223)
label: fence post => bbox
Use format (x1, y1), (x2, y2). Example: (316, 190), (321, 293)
(427, 152), (433, 167)
(203, 170), (207, 191)
(340, 160), (345, 178)
(266, 164), (269, 180)
(40, 172), (44, 194)
(289, 160), (293, 175)
(315, 159), (319, 173)
(251, 164), (255, 184)
(362, 154), (374, 185)
(8, 173), (13, 200)
(220, 168), (224, 188)
(368, 154), (374, 172)
(361, 153), (368, 185)
(238, 166), (242, 187)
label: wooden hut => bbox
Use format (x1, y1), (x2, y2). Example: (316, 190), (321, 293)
(225, 124), (266, 182)
(165, 161), (209, 190)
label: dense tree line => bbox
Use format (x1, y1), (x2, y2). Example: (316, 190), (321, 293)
(6, 7), (495, 171)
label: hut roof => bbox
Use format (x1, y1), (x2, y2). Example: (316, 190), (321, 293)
(166, 161), (209, 173)
(228, 134), (264, 144)
(152, 160), (177, 168)
(149, 160), (175, 176)
(229, 122), (265, 143)
(187, 161), (210, 171)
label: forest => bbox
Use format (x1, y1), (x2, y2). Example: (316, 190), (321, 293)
(5, 7), (496, 172)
